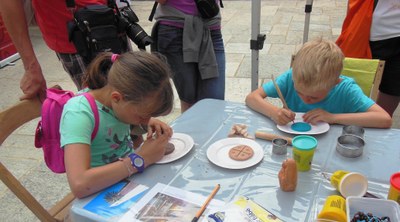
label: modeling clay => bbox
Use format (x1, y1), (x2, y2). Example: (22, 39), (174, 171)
(291, 122), (311, 132)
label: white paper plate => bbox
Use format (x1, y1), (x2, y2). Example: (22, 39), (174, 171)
(206, 138), (264, 169)
(276, 112), (330, 135)
(156, 133), (194, 164)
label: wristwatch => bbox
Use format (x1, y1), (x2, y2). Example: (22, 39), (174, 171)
(128, 153), (145, 173)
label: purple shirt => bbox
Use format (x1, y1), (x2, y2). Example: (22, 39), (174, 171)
(160, 0), (221, 30)
(166, 0), (198, 15)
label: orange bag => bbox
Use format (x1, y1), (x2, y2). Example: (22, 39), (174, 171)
(336, 0), (374, 59)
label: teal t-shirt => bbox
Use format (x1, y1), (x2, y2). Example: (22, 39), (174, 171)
(60, 95), (133, 167)
(263, 69), (374, 113)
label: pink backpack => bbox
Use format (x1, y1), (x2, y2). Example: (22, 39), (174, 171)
(34, 88), (99, 173)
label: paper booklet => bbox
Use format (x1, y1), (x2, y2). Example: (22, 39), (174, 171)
(83, 180), (148, 219)
(118, 183), (225, 222)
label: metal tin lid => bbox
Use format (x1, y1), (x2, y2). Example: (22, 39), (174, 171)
(336, 135), (364, 158)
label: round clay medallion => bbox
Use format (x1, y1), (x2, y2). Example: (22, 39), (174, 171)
(164, 142), (175, 155)
(228, 145), (254, 161)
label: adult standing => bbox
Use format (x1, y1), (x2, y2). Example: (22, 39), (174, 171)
(0, 0), (130, 100)
(152, 0), (225, 112)
(370, 0), (400, 116)
(0, 0), (145, 146)
(336, 0), (400, 116)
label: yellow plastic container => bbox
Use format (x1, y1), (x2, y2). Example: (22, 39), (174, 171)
(330, 170), (349, 190)
(330, 170), (368, 198)
(388, 172), (400, 204)
(317, 195), (347, 222)
(292, 135), (317, 171)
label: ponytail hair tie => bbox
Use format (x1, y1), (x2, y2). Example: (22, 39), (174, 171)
(111, 54), (119, 63)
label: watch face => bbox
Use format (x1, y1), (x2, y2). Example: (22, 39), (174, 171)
(134, 157), (144, 167)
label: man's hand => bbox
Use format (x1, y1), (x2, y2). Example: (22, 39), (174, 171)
(19, 64), (47, 101)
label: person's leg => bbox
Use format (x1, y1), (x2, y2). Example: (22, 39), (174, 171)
(370, 37), (400, 116)
(197, 29), (226, 101)
(56, 53), (88, 90)
(156, 24), (198, 113)
(377, 92), (400, 116)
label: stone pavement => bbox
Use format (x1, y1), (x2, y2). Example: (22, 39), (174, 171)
(0, 0), (399, 221)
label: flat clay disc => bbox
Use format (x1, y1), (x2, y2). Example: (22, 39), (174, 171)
(164, 142), (175, 155)
(291, 122), (312, 132)
(229, 145), (254, 161)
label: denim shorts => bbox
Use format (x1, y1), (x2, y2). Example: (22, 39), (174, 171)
(370, 36), (400, 96)
(156, 24), (225, 104)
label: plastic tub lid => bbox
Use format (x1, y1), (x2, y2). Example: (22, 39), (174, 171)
(292, 135), (317, 150)
(390, 172), (400, 190)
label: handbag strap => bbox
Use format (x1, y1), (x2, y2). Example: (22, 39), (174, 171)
(65, 0), (118, 12)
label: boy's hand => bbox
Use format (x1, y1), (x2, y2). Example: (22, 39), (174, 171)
(273, 108), (296, 125)
(145, 118), (173, 140)
(303, 109), (334, 124)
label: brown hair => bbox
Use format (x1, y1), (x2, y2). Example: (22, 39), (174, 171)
(292, 38), (344, 91)
(83, 51), (174, 117)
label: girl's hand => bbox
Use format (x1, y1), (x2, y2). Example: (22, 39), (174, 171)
(303, 109), (334, 124)
(137, 132), (170, 166)
(145, 118), (173, 140)
(272, 108), (296, 125)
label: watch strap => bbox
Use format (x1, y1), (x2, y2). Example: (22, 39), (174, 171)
(128, 153), (145, 173)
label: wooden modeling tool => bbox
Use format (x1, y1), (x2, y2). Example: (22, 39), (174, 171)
(255, 131), (293, 145)
(271, 75), (294, 124)
(271, 74), (289, 109)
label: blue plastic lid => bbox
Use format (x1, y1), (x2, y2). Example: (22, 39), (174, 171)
(292, 135), (317, 150)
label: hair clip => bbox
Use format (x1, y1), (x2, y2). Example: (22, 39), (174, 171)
(111, 54), (120, 63)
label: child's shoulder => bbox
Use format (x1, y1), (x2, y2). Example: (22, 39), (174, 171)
(64, 94), (92, 111)
(339, 75), (356, 82)
(336, 75), (367, 97)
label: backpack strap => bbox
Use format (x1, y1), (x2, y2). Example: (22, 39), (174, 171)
(82, 93), (99, 140)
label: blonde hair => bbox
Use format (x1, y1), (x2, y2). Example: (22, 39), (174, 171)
(83, 51), (174, 117)
(292, 38), (344, 91)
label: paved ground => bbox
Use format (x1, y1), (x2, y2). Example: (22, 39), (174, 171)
(1, 0), (399, 221)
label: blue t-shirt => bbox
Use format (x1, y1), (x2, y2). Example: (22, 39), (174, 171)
(262, 69), (375, 113)
(60, 95), (133, 167)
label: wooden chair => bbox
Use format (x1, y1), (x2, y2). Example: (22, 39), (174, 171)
(290, 55), (385, 101)
(0, 97), (75, 222)
(342, 57), (385, 101)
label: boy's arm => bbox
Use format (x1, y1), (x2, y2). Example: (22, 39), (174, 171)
(333, 104), (392, 128)
(304, 104), (392, 128)
(0, 0), (47, 100)
(245, 87), (295, 125)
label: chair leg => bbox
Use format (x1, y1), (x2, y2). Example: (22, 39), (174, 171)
(49, 192), (75, 221)
(0, 162), (57, 222)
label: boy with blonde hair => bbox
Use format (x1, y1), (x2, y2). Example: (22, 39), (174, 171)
(245, 39), (392, 128)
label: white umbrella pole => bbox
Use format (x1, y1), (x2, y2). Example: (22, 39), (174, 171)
(303, 0), (314, 44)
(250, 0), (266, 91)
